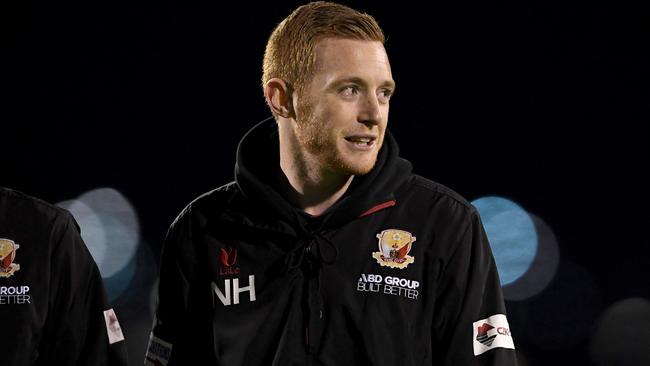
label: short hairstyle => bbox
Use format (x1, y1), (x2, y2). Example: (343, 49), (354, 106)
(262, 1), (385, 96)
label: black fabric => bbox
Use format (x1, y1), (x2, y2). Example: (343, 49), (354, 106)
(234, 117), (413, 234)
(0, 187), (128, 366)
(147, 118), (518, 366)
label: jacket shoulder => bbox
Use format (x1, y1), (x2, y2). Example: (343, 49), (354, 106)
(0, 186), (76, 229)
(404, 174), (476, 213)
(170, 181), (240, 226)
(397, 174), (482, 234)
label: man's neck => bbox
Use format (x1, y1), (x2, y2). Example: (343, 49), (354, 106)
(279, 155), (353, 217)
(278, 128), (353, 217)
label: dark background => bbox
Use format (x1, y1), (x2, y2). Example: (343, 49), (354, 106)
(3, 1), (647, 365)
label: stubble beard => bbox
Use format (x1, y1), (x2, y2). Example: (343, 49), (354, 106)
(294, 99), (377, 177)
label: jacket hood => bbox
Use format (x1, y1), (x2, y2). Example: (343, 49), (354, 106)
(234, 117), (412, 236)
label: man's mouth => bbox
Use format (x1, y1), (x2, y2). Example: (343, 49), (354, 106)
(345, 135), (377, 146)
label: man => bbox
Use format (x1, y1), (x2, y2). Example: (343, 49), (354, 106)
(0, 186), (128, 365)
(146, 2), (518, 365)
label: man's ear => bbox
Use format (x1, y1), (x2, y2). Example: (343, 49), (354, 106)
(264, 78), (294, 118)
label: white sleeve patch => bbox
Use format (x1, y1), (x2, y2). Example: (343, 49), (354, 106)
(473, 313), (515, 356)
(103, 308), (125, 344)
(145, 333), (173, 366)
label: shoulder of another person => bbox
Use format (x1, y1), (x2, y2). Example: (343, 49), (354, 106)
(0, 186), (76, 230)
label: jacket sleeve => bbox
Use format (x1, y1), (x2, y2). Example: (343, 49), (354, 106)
(431, 208), (518, 365)
(39, 211), (129, 366)
(145, 208), (216, 365)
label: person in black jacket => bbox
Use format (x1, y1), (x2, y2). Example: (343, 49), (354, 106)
(146, 2), (518, 365)
(0, 186), (128, 365)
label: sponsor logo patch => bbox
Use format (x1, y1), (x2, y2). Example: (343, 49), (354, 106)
(213, 244), (256, 306)
(145, 334), (173, 366)
(0, 238), (20, 278)
(219, 245), (240, 276)
(372, 229), (416, 269)
(0, 285), (31, 305)
(357, 273), (420, 300)
(473, 314), (515, 355)
(103, 308), (125, 344)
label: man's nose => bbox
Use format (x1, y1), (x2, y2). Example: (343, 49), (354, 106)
(358, 93), (382, 126)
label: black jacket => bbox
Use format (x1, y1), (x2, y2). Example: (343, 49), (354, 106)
(0, 187), (128, 366)
(146, 118), (518, 365)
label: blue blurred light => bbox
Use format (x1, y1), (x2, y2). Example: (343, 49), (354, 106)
(104, 251), (137, 301)
(472, 196), (537, 285)
(503, 214), (560, 300)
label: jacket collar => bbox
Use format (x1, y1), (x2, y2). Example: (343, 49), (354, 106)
(233, 117), (412, 236)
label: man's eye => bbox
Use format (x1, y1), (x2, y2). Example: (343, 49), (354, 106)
(341, 86), (358, 96)
(378, 89), (393, 102)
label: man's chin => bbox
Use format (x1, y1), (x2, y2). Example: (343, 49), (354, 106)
(338, 158), (377, 176)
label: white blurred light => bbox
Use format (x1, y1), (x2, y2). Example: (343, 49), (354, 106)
(58, 187), (141, 300)
(77, 188), (140, 278)
(58, 199), (108, 265)
(589, 298), (650, 366)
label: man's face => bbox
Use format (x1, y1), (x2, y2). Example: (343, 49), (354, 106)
(292, 38), (395, 176)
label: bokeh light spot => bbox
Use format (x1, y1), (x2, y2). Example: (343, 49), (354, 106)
(472, 196), (537, 285)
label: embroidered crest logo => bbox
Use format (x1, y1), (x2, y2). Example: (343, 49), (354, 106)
(372, 229), (416, 269)
(0, 238), (20, 278)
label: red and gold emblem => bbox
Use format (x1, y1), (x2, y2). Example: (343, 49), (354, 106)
(0, 238), (20, 278)
(372, 229), (416, 269)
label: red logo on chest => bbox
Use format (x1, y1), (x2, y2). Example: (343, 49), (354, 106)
(219, 246), (240, 275)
